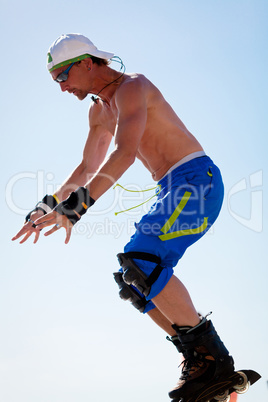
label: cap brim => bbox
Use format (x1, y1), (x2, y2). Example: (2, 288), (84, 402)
(48, 51), (115, 72)
(49, 54), (92, 72)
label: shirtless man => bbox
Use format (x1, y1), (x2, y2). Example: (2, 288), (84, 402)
(12, 34), (235, 400)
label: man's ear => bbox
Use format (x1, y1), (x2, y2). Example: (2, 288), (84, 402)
(83, 57), (93, 70)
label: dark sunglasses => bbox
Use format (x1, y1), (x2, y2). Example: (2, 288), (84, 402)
(55, 62), (75, 83)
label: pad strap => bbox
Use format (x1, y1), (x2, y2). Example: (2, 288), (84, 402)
(25, 194), (59, 222)
(122, 251), (161, 265)
(53, 187), (95, 225)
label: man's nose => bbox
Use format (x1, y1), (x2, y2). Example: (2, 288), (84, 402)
(59, 82), (68, 92)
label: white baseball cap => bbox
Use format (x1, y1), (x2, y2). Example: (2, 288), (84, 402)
(47, 33), (114, 72)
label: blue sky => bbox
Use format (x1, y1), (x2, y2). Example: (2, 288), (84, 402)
(1, 0), (267, 401)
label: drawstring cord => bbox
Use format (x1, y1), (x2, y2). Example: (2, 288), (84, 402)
(113, 183), (161, 216)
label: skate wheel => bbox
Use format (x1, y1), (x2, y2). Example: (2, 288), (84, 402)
(214, 390), (230, 401)
(235, 382), (250, 394)
(233, 371), (250, 394)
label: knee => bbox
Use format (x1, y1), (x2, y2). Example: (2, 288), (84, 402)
(113, 251), (173, 312)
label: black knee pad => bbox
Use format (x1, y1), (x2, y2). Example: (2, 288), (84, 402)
(117, 251), (164, 297)
(113, 271), (149, 313)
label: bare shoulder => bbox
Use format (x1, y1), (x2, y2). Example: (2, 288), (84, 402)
(88, 99), (104, 127)
(118, 73), (150, 94)
(115, 73), (159, 110)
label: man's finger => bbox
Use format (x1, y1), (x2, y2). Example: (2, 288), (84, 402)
(36, 222), (55, 231)
(33, 230), (41, 244)
(44, 224), (61, 237)
(35, 213), (55, 226)
(12, 231), (23, 241)
(65, 227), (72, 244)
(19, 231), (33, 244)
(12, 223), (33, 241)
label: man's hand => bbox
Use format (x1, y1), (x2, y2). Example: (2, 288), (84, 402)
(34, 211), (74, 244)
(12, 210), (44, 244)
(12, 188), (93, 245)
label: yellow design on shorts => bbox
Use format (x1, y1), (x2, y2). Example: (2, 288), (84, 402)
(159, 191), (208, 241)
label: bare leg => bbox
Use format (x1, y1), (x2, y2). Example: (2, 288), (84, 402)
(147, 307), (177, 336)
(151, 274), (200, 328)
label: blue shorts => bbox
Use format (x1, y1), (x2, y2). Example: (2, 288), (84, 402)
(123, 156), (224, 313)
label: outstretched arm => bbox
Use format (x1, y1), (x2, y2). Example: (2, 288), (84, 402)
(53, 123), (112, 201)
(85, 79), (148, 200)
(35, 77), (148, 243)
(12, 115), (112, 244)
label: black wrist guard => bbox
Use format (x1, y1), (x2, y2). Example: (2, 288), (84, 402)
(25, 194), (59, 223)
(53, 187), (95, 226)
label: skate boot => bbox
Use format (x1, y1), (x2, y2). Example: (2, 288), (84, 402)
(169, 317), (235, 401)
(166, 334), (184, 353)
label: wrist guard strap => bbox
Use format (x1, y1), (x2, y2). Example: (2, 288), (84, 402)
(25, 194), (59, 222)
(36, 195), (59, 214)
(54, 187), (95, 226)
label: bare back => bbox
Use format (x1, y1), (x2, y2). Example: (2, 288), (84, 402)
(92, 73), (204, 181)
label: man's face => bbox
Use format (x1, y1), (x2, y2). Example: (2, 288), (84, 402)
(50, 61), (90, 100)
